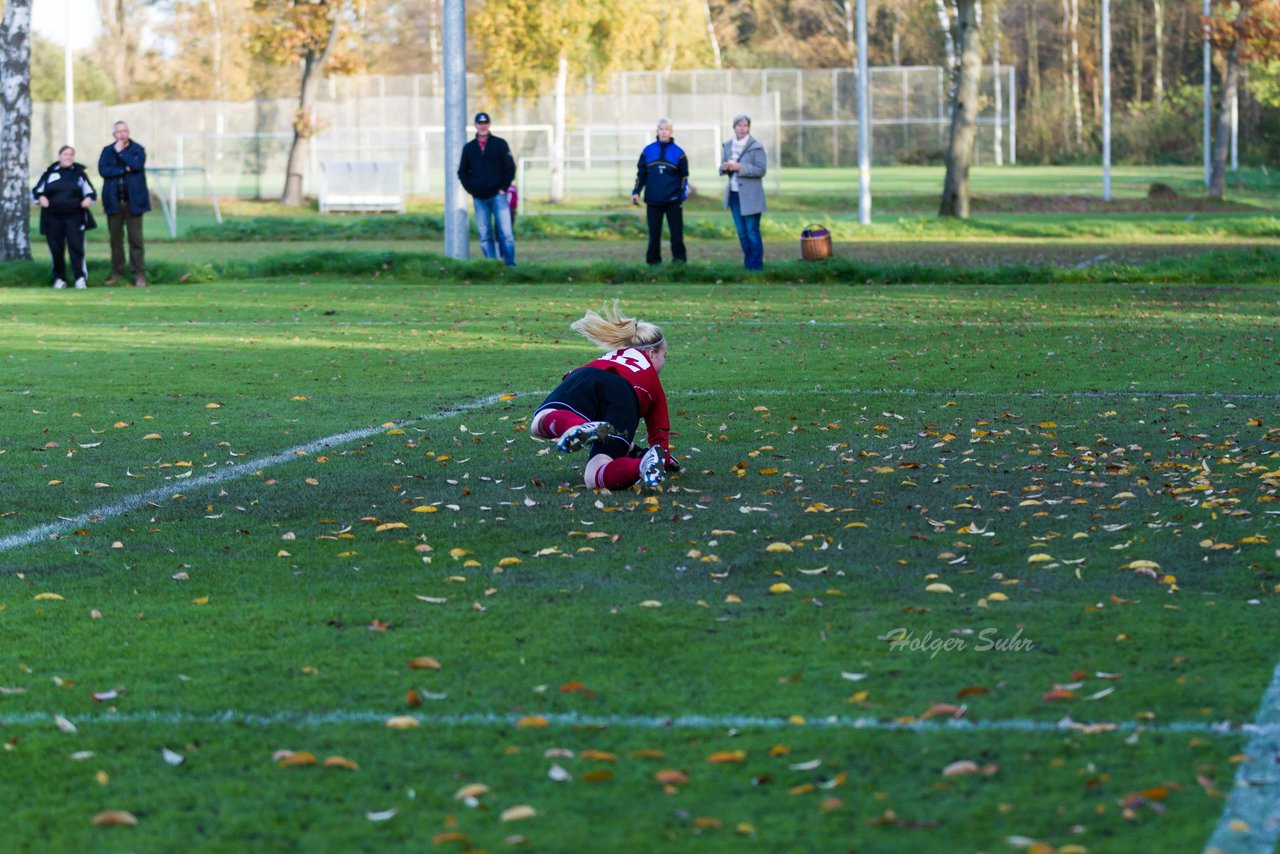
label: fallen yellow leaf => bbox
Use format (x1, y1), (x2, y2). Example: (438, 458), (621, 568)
(500, 805), (538, 822)
(323, 756), (359, 770)
(454, 783), (490, 800)
(385, 716), (420, 729)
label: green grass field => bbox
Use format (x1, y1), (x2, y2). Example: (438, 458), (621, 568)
(3, 270), (1279, 852)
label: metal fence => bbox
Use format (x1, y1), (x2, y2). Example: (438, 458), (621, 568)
(31, 66), (1014, 201)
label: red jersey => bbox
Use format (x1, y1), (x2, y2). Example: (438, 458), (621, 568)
(582, 347), (670, 451)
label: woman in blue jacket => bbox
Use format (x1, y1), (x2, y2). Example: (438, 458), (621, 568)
(631, 118), (688, 265)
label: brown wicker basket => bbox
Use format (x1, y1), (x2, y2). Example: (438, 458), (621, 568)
(800, 225), (833, 261)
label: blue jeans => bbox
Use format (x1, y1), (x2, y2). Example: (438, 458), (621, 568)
(728, 191), (763, 270)
(473, 194), (516, 266)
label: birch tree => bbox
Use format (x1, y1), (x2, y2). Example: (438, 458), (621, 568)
(703, 0), (722, 69)
(0, 0), (32, 261)
(940, 0), (982, 217)
(247, 0), (360, 206)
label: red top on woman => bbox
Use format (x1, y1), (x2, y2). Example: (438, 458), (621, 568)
(581, 347), (670, 452)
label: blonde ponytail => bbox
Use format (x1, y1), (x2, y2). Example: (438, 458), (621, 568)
(570, 300), (664, 351)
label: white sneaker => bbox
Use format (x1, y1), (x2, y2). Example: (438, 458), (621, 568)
(73, 278), (87, 289)
(639, 445), (666, 487)
(52, 279), (67, 289)
(556, 421), (614, 453)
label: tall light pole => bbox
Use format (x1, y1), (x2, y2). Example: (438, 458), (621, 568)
(855, 0), (870, 225)
(442, 0), (469, 259)
(64, 0), (75, 146)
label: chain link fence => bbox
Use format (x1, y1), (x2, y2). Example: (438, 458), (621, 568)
(31, 66), (1014, 201)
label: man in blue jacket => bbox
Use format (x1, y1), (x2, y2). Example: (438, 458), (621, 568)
(457, 112), (517, 266)
(631, 118), (688, 265)
(98, 121), (150, 287)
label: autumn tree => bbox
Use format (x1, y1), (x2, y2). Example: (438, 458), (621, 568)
(472, 0), (617, 203)
(146, 0), (262, 101)
(247, 0), (361, 205)
(97, 0), (151, 102)
(1206, 0), (1280, 197)
(0, 0), (33, 261)
(939, 0), (982, 217)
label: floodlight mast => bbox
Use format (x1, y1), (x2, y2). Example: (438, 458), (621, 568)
(443, 0), (469, 259)
(856, 0), (870, 225)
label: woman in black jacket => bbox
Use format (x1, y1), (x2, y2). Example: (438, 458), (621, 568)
(32, 146), (97, 289)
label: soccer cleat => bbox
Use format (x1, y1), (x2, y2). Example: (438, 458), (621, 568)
(73, 278), (87, 289)
(639, 445), (666, 487)
(556, 421), (614, 453)
(52, 279), (67, 289)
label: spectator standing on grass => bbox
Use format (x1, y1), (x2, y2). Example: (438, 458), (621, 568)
(720, 114), (767, 270)
(457, 111), (517, 266)
(32, 145), (97, 289)
(98, 121), (150, 287)
(529, 301), (681, 491)
(631, 118), (689, 265)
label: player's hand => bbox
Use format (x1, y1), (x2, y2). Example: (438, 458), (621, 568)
(81, 197), (93, 209)
(631, 193), (640, 206)
(38, 196), (49, 208)
(663, 454), (682, 473)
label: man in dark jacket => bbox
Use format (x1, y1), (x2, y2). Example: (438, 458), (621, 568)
(32, 145), (97, 289)
(457, 112), (517, 266)
(631, 118), (689, 265)
(98, 121), (150, 287)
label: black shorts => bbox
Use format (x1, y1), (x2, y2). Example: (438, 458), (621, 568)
(535, 367), (639, 457)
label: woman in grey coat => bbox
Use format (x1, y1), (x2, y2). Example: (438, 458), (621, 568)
(719, 114), (767, 270)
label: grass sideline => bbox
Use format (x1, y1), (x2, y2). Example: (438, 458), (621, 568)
(2, 282), (1279, 852)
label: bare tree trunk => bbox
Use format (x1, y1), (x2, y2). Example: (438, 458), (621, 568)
(892, 0), (903, 65)
(940, 0), (982, 217)
(0, 0), (33, 261)
(550, 53), (567, 203)
(1069, 0), (1082, 147)
(427, 0), (441, 78)
(1133, 6), (1145, 103)
(281, 5), (346, 206)
(1209, 11), (1245, 198)
(702, 0), (722, 69)
(97, 0), (142, 102)
(1153, 0), (1164, 107)
(1061, 0), (1072, 148)
(1028, 0), (1041, 104)
(992, 0), (1003, 165)
(840, 0), (854, 64)
(936, 0), (957, 78)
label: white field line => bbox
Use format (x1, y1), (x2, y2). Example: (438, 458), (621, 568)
(1206, 660), (1280, 854)
(0, 393), (509, 555)
(2, 709), (1279, 736)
